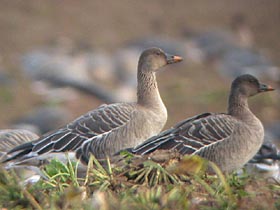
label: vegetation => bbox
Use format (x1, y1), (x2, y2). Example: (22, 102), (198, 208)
(0, 153), (279, 210)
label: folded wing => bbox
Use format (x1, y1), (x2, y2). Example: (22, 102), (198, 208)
(131, 113), (236, 155)
(6, 103), (136, 162)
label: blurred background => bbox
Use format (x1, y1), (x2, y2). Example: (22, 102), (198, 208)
(0, 0), (279, 144)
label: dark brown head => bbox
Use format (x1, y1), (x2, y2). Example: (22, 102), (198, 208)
(138, 47), (183, 72)
(231, 74), (274, 97)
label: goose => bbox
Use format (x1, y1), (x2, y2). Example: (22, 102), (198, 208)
(3, 47), (183, 166)
(128, 74), (274, 172)
(0, 130), (42, 186)
(0, 129), (39, 157)
(233, 142), (280, 181)
(250, 142), (280, 164)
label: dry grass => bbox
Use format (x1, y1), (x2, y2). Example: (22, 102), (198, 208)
(0, 2), (279, 209)
(0, 154), (279, 209)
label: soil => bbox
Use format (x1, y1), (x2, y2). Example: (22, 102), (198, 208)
(0, 0), (279, 128)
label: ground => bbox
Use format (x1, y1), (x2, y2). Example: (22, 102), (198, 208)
(0, 0), (279, 128)
(0, 1), (279, 209)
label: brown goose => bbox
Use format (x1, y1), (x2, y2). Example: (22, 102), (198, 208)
(4, 48), (182, 165)
(129, 74), (274, 172)
(0, 129), (39, 157)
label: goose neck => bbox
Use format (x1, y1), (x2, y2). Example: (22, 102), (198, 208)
(137, 69), (163, 108)
(227, 90), (252, 120)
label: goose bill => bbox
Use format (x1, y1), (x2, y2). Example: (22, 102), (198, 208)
(259, 84), (274, 92)
(166, 54), (183, 64)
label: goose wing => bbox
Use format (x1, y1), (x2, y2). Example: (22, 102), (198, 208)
(6, 103), (136, 162)
(132, 113), (236, 155)
(0, 129), (39, 158)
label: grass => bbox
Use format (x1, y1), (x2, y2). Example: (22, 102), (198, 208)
(0, 153), (279, 210)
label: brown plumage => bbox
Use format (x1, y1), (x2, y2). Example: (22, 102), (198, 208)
(0, 129), (38, 158)
(129, 74), (274, 172)
(4, 47), (182, 166)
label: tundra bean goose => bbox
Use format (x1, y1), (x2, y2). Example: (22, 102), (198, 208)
(244, 142), (280, 180)
(0, 129), (39, 156)
(4, 48), (183, 165)
(129, 74), (274, 172)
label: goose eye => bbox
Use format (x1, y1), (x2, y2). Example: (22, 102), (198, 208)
(248, 79), (255, 84)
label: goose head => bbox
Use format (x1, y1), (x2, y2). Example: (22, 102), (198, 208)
(138, 47), (183, 72)
(231, 74), (274, 97)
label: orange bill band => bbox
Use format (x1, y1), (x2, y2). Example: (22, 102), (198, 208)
(266, 85), (275, 91)
(173, 55), (183, 62)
